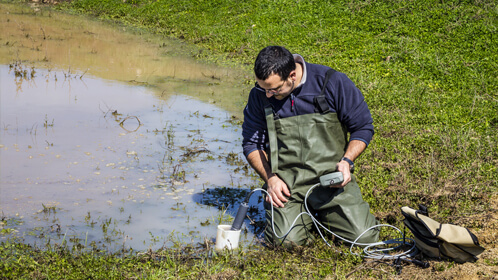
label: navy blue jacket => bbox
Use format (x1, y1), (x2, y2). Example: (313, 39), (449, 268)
(242, 58), (374, 158)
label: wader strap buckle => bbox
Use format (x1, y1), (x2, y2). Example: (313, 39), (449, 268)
(314, 96), (330, 113)
(314, 68), (336, 114)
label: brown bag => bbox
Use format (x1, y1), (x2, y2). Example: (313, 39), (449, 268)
(401, 205), (485, 263)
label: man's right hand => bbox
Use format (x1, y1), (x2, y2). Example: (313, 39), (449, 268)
(245, 150), (290, 208)
(266, 175), (290, 208)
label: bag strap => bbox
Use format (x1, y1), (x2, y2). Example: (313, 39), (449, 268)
(418, 204), (429, 216)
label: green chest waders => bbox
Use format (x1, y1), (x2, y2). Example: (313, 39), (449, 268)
(263, 72), (379, 247)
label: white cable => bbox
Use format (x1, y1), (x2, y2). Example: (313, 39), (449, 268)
(250, 185), (417, 260)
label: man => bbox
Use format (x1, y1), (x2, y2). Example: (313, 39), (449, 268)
(242, 46), (379, 246)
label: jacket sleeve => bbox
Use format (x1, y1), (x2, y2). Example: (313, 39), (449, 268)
(242, 88), (268, 157)
(328, 72), (374, 146)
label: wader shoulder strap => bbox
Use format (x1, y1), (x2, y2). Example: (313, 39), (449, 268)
(314, 68), (336, 114)
(263, 97), (279, 173)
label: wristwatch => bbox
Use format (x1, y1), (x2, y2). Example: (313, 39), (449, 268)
(341, 157), (354, 173)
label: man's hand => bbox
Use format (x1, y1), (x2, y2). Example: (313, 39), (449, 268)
(266, 175), (290, 208)
(335, 160), (352, 188)
(334, 139), (367, 188)
(246, 150), (290, 208)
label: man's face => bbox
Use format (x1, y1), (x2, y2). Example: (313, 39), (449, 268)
(256, 72), (295, 100)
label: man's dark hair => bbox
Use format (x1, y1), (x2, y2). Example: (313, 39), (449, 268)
(254, 46), (296, 81)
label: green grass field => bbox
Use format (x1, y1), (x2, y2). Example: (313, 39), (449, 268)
(1, 0), (497, 278)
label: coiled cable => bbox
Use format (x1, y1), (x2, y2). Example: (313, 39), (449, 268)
(239, 184), (420, 262)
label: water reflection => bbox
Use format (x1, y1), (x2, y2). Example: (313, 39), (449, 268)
(0, 3), (261, 251)
(194, 187), (266, 236)
(0, 3), (251, 118)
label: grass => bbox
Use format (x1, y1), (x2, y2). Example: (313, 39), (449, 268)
(0, 0), (497, 279)
(0, 239), (386, 279)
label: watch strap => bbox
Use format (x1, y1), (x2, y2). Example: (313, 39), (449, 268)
(341, 157), (354, 172)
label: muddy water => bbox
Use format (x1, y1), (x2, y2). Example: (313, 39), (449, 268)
(0, 3), (250, 117)
(0, 4), (264, 251)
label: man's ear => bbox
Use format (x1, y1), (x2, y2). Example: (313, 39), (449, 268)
(289, 70), (297, 81)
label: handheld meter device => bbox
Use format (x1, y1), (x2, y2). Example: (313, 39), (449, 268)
(319, 172), (344, 187)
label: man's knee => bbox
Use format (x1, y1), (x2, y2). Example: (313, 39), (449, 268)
(350, 225), (380, 244)
(318, 212), (380, 245)
(264, 223), (314, 247)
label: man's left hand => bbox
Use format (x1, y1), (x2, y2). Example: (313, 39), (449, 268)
(335, 160), (352, 188)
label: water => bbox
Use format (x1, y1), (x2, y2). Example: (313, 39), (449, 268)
(0, 4), (264, 251)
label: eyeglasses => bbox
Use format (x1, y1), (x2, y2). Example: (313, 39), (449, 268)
(255, 79), (287, 95)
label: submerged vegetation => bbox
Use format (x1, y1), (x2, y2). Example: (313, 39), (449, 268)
(0, 0), (497, 278)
